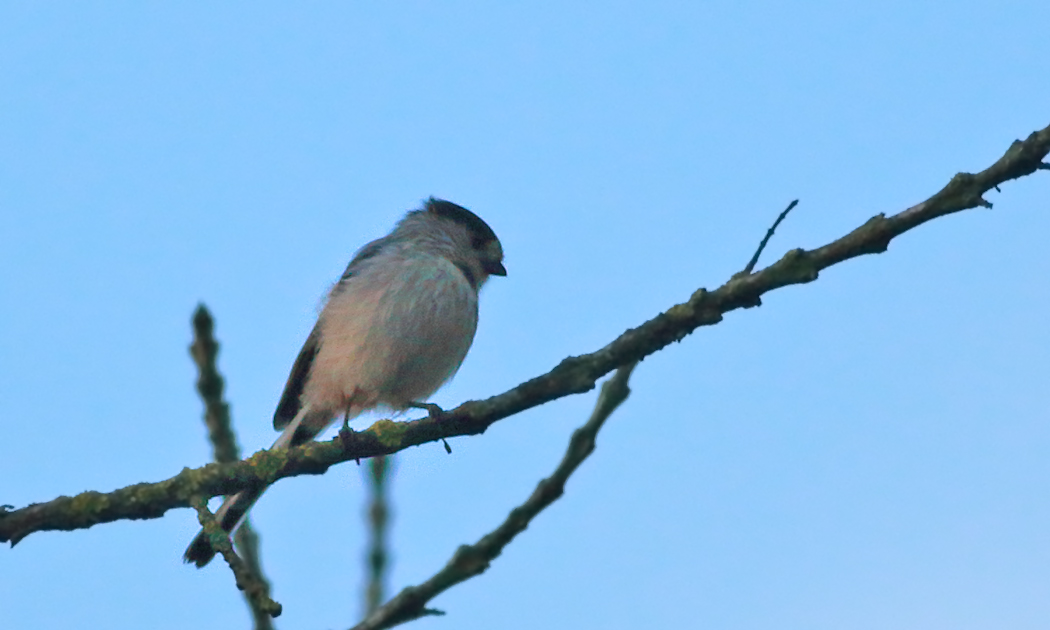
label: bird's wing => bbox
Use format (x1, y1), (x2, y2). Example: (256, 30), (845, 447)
(274, 236), (391, 430)
(272, 324), (321, 430)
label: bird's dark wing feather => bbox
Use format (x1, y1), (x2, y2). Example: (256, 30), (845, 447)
(273, 324), (321, 430)
(274, 237), (387, 430)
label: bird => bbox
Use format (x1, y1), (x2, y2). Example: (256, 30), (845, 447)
(184, 197), (506, 567)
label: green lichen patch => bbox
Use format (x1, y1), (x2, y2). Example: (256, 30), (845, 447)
(247, 448), (290, 484)
(366, 419), (408, 449)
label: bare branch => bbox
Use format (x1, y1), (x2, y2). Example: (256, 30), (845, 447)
(234, 522), (274, 629)
(742, 199), (799, 275)
(2, 122), (1048, 545)
(365, 455), (393, 616)
(190, 304), (278, 629)
(191, 496), (282, 619)
(190, 305), (241, 464)
(352, 362), (638, 630)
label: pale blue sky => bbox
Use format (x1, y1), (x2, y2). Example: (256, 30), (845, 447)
(2, 3), (1049, 629)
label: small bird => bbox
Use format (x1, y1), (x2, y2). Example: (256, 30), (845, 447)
(184, 197), (506, 567)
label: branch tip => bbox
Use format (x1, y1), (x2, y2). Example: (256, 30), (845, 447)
(742, 199), (800, 275)
(191, 496), (282, 618)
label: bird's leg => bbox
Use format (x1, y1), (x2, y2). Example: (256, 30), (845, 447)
(342, 404), (354, 433)
(338, 403), (355, 450)
(406, 402), (453, 454)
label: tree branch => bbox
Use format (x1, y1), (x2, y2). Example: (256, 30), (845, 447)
(2, 122), (1047, 545)
(191, 496), (282, 619)
(364, 455), (393, 616)
(351, 362), (638, 630)
(190, 305), (242, 465)
(742, 199), (799, 275)
(234, 522), (275, 627)
(190, 305), (278, 628)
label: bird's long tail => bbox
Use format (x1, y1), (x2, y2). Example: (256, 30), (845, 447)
(182, 405), (334, 568)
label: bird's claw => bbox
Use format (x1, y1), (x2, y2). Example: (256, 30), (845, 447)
(406, 402), (453, 454)
(338, 417), (355, 450)
(408, 401), (447, 421)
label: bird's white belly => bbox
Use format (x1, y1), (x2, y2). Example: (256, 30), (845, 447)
(304, 254), (479, 413)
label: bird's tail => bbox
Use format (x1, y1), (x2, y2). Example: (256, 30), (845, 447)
(182, 404), (334, 568)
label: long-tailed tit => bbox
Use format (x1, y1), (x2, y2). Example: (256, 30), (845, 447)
(184, 197), (506, 567)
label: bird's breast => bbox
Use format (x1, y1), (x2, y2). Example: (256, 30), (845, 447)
(310, 254), (479, 410)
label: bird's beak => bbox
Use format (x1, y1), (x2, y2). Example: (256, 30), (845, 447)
(486, 261), (507, 277)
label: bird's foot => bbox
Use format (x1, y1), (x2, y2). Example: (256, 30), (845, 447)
(407, 401), (446, 421)
(338, 414), (355, 450)
(406, 402), (453, 454)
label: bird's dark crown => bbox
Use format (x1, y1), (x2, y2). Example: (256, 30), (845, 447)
(425, 197), (500, 247)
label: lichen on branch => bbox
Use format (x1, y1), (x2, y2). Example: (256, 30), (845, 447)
(1, 122), (1048, 547)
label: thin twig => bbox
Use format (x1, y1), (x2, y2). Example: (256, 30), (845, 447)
(191, 496), (282, 619)
(2, 123), (1048, 545)
(234, 522), (273, 628)
(742, 199), (799, 275)
(351, 362), (638, 630)
(365, 455), (393, 616)
(190, 304), (277, 629)
(190, 305), (241, 464)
